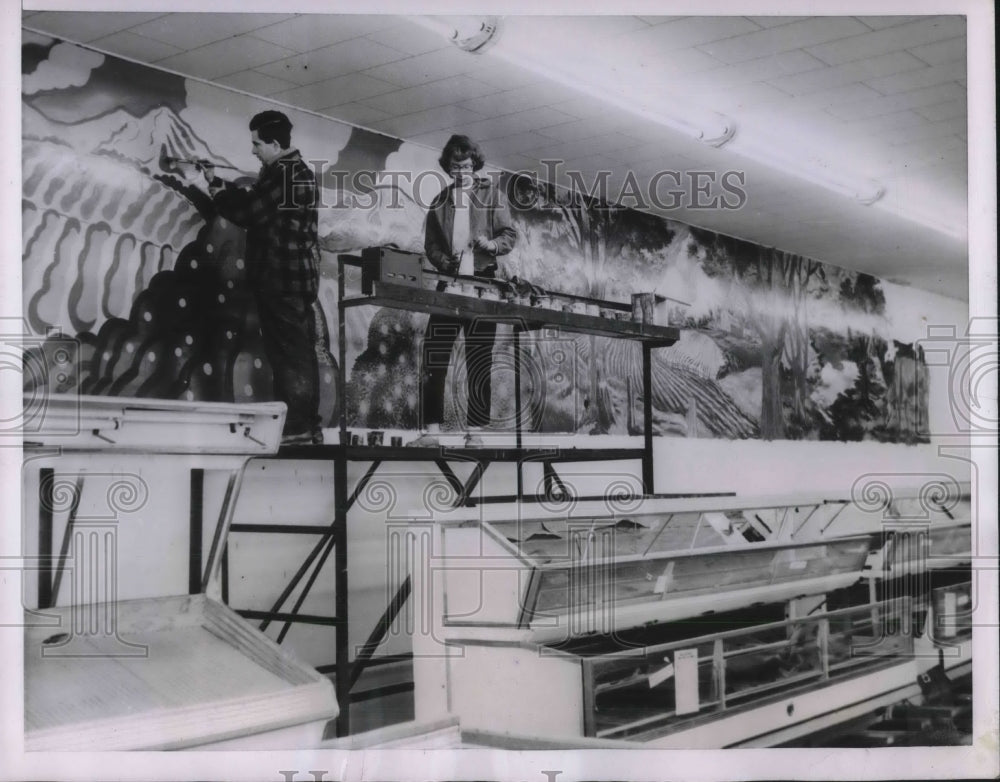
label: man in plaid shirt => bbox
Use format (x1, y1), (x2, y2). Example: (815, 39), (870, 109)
(202, 110), (322, 445)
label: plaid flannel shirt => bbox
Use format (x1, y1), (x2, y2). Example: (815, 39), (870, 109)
(210, 149), (320, 300)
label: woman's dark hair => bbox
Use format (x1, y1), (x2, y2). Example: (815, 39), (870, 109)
(249, 110), (292, 149)
(438, 134), (485, 172)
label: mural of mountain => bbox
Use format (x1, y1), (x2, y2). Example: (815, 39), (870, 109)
(98, 105), (240, 174)
(23, 102), (240, 175)
(19, 33), (933, 443)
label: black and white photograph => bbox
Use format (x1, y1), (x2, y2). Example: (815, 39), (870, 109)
(1, 1), (996, 780)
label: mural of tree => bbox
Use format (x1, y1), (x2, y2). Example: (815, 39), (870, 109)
(20, 34), (934, 445)
(817, 271), (904, 442)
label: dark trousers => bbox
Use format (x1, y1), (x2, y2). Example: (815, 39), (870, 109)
(422, 313), (497, 428)
(256, 292), (320, 436)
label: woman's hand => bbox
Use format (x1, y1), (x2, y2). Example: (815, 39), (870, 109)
(473, 235), (498, 254)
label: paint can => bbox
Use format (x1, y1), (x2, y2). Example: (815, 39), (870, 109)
(631, 292), (656, 324)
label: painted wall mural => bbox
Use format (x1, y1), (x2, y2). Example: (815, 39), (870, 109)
(21, 34), (932, 443)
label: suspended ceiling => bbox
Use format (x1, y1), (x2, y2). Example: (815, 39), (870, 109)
(21, 11), (973, 300)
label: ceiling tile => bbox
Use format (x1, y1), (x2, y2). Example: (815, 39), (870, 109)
(680, 49), (827, 90)
(450, 107), (583, 143)
(89, 30), (183, 62)
(155, 36), (296, 81)
(696, 82), (792, 110)
(767, 51), (925, 95)
(588, 16), (656, 37)
(489, 153), (551, 177)
(526, 134), (638, 161)
(369, 104), (486, 137)
(546, 95), (614, 120)
(600, 140), (672, 165)
(699, 17), (869, 64)
(271, 73), (400, 111)
(478, 132), (562, 157)
(362, 47), (482, 89)
(634, 16), (686, 26)
(845, 109), (933, 132)
(255, 37), (409, 86)
(884, 116), (967, 143)
(539, 116), (628, 143)
(405, 129), (457, 150)
(859, 16), (926, 30)
(765, 83), (884, 113)
(619, 120), (675, 144)
(744, 17), (812, 29)
(909, 36), (966, 66)
(503, 16), (651, 46)
(557, 154), (625, 175)
(318, 102), (393, 127)
(901, 148), (967, 174)
(129, 13), (293, 50)
(632, 47), (722, 76)
(864, 58), (966, 94)
(247, 14), (398, 53)
(464, 59), (541, 91)
(25, 12), (167, 44)
(216, 69), (299, 96)
(826, 83), (963, 120)
(364, 23), (449, 56)
(806, 16), (966, 66)
(361, 75), (500, 115)
(625, 17), (762, 51)
(886, 132), (966, 160)
(913, 99), (967, 122)
(459, 83), (560, 117)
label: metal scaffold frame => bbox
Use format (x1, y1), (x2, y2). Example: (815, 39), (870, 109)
(218, 249), (681, 736)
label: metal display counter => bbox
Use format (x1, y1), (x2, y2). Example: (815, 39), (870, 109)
(21, 395), (339, 750)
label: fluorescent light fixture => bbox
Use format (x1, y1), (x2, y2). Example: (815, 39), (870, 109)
(493, 53), (737, 147)
(409, 15), (735, 146)
(411, 16), (963, 217)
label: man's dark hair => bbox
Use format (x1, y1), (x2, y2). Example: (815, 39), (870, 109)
(438, 135), (485, 173)
(250, 110), (292, 149)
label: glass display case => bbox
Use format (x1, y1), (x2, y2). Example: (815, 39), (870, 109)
(437, 597), (918, 745)
(437, 512), (879, 641)
(577, 597), (914, 741)
(872, 493), (972, 574)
